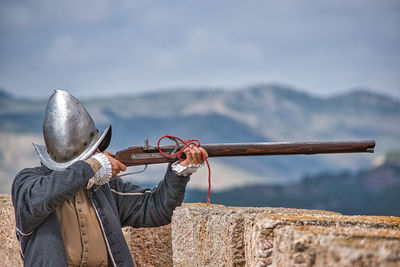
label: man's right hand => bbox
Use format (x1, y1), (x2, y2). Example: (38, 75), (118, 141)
(102, 152), (127, 178)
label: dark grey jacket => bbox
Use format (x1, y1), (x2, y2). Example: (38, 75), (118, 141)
(11, 161), (190, 266)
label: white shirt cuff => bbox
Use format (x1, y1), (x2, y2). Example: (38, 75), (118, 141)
(87, 153), (112, 188)
(171, 161), (203, 176)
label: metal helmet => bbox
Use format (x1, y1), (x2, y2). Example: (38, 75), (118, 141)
(33, 90), (111, 170)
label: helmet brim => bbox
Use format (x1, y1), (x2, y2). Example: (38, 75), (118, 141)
(97, 125), (112, 152)
(33, 125), (111, 171)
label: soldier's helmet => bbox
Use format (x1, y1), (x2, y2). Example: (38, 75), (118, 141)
(33, 90), (111, 170)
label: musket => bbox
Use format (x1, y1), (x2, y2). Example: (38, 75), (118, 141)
(114, 139), (375, 167)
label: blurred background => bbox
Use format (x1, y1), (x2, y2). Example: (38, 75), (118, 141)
(1, 0), (399, 215)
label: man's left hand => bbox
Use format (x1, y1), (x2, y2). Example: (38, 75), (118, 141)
(180, 145), (208, 166)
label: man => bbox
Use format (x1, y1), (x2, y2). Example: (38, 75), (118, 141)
(12, 90), (207, 266)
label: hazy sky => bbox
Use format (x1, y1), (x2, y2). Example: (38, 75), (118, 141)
(1, 0), (399, 99)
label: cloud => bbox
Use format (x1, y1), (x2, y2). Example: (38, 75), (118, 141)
(0, 4), (30, 29)
(0, 0), (399, 99)
(44, 35), (81, 63)
(0, 0), (110, 29)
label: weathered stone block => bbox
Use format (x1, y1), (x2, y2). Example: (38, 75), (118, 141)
(0, 194), (22, 267)
(123, 224), (172, 267)
(246, 212), (400, 266)
(172, 203), (248, 266)
(273, 225), (400, 267)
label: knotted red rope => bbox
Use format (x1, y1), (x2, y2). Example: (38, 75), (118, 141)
(157, 135), (212, 205)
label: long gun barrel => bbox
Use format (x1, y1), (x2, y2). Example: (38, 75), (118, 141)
(114, 140), (375, 167)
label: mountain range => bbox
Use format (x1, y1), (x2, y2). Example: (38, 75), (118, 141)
(184, 156), (400, 216)
(0, 84), (399, 194)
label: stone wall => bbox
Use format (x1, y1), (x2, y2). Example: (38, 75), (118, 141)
(172, 204), (400, 266)
(1, 194), (400, 266)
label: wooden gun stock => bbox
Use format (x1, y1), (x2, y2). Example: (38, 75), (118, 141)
(114, 140), (375, 167)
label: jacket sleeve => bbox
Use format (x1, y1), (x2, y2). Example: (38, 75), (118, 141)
(11, 161), (95, 234)
(110, 164), (190, 228)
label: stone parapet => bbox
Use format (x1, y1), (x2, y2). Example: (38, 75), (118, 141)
(2, 195), (400, 266)
(172, 203), (400, 267)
